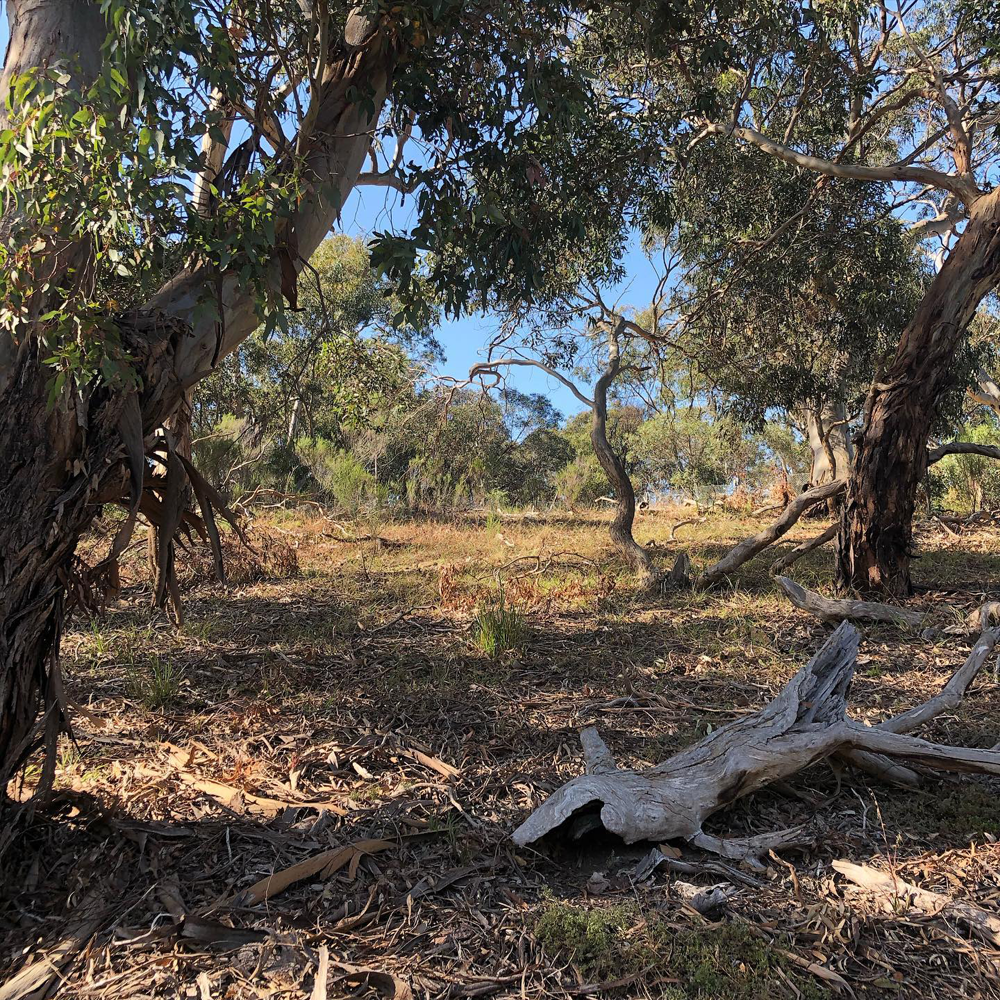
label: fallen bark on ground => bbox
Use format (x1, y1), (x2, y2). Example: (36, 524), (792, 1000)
(513, 622), (1000, 860)
(833, 859), (1000, 946)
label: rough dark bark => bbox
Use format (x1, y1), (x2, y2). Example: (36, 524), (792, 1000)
(837, 186), (1000, 596)
(0, 1), (396, 793)
(590, 329), (661, 588)
(0, 318), (182, 789)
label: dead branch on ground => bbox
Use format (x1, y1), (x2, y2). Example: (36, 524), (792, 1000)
(696, 479), (845, 588)
(775, 575), (925, 628)
(514, 622), (1000, 865)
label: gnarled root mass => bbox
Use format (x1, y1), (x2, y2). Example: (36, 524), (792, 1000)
(513, 622), (1000, 861)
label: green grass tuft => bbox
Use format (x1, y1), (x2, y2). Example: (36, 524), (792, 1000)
(474, 591), (528, 658)
(125, 655), (184, 710)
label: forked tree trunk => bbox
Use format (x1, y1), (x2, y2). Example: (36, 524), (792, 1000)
(591, 331), (660, 588)
(837, 186), (1000, 596)
(803, 399), (852, 486)
(0, 0), (395, 792)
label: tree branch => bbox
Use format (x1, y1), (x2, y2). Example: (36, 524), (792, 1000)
(468, 358), (595, 409)
(699, 121), (983, 207)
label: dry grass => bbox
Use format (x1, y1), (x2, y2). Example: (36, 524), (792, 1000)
(4, 504), (1000, 998)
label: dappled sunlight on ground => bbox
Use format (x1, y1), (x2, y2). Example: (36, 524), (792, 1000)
(5, 505), (1000, 997)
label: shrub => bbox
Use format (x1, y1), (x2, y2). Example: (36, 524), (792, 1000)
(296, 438), (374, 514)
(932, 421), (1000, 512)
(553, 454), (608, 507)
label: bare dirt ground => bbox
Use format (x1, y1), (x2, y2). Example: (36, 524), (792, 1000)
(4, 505), (1000, 999)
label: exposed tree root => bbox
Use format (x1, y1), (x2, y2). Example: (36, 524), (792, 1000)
(775, 575), (925, 627)
(513, 623), (1000, 860)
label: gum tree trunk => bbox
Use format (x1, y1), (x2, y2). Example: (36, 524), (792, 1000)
(0, 0), (395, 791)
(591, 331), (660, 587)
(803, 399), (852, 486)
(837, 186), (1000, 596)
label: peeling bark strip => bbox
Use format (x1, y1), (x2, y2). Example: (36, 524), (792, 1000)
(513, 622), (1000, 853)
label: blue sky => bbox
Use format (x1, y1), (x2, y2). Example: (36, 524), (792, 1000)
(0, 9), (661, 422)
(339, 181), (661, 418)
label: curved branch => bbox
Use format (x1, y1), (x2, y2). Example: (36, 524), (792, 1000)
(927, 441), (1000, 464)
(468, 358), (594, 409)
(696, 479), (846, 588)
(769, 523), (838, 575)
(700, 121), (983, 207)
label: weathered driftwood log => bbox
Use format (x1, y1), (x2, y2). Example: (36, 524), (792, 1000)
(968, 601), (1000, 632)
(513, 623), (1000, 856)
(696, 480), (845, 588)
(775, 575), (925, 628)
(769, 524), (838, 575)
(833, 860), (1000, 947)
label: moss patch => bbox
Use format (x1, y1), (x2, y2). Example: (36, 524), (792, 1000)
(535, 899), (825, 998)
(879, 783), (1000, 840)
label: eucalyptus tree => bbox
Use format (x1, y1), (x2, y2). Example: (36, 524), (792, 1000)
(663, 137), (925, 489)
(468, 320), (665, 587)
(661, 1), (1000, 595)
(192, 235), (437, 442)
(0, 0), (683, 793)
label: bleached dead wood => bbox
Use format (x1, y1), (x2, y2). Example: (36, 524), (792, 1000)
(696, 480), (845, 588)
(769, 524), (838, 575)
(968, 602), (1000, 632)
(833, 860), (1000, 946)
(513, 623), (1000, 857)
(775, 575), (925, 628)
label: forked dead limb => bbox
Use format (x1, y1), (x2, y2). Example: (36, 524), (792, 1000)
(769, 524), (837, 575)
(513, 623), (1000, 861)
(696, 479), (845, 588)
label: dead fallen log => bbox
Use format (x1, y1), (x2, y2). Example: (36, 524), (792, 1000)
(775, 575), (925, 628)
(769, 524), (838, 575)
(833, 860), (1000, 946)
(513, 622), (1000, 859)
(696, 479), (845, 588)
